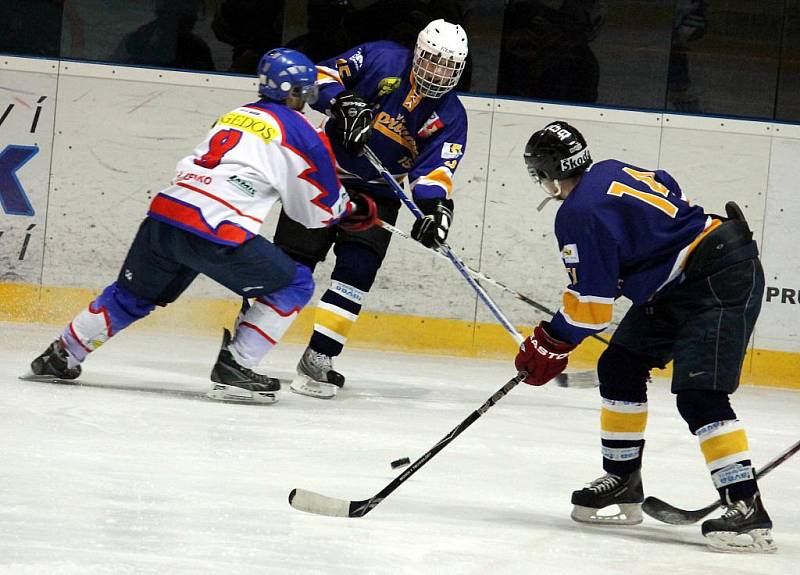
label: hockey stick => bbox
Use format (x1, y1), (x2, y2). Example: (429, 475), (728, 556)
(376, 219), (599, 388)
(289, 371), (526, 517)
(377, 219), (611, 346)
(363, 146), (524, 346)
(642, 439), (800, 525)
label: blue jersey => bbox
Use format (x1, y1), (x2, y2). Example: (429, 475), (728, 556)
(312, 41), (468, 201)
(548, 159), (719, 344)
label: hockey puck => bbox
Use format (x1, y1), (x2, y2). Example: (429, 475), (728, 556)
(390, 457), (411, 469)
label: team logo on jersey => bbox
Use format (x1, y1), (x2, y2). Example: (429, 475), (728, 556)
(441, 142), (463, 159)
(227, 175), (257, 196)
(561, 243), (580, 263)
(349, 49), (364, 69)
(418, 112), (444, 138)
(374, 111), (418, 156)
(377, 77), (401, 96)
(218, 112), (277, 143)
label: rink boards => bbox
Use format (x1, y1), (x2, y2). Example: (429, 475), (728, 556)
(0, 56), (797, 388)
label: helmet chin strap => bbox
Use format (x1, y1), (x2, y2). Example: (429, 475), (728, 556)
(536, 179), (563, 211)
(535, 196), (552, 212)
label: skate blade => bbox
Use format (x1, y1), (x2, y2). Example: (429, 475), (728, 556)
(289, 375), (337, 400)
(206, 384), (278, 404)
(19, 371), (80, 385)
(571, 503), (643, 525)
(705, 529), (777, 553)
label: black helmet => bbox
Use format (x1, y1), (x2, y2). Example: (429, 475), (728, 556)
(524, 121), (592, 183)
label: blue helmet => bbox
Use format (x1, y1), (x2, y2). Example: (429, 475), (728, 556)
(257, 48), (319, 105)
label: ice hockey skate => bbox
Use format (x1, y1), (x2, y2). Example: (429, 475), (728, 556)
(20, 339), (82, 384)
(207, 328), (280, 404)
(701, 492), (776, 553)
(571, 470), (644, 525)
(289, 347), (345, 399)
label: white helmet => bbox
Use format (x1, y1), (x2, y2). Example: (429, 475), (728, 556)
(412, 19), (468, 98)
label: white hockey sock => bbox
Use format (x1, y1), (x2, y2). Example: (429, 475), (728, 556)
(61, 306), (113, 365)
(230, 298), (299, 368)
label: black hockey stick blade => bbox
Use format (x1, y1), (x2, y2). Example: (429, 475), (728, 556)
(641, 496), (721, 525)
(288, 372), (526, 517)
(643, 439), (800, 525)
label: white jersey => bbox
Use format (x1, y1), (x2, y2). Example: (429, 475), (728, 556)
(148, 100), (350, 246)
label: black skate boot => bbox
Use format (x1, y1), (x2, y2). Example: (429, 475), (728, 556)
(701, 492), (776, 552)
(571, 470), (644, 525)
(289, 347), (345, 399)
(208, 328), (280, 404)
(22, 339), (82, 382)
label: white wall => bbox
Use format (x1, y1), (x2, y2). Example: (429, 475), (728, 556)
(0, 56), (797, 353)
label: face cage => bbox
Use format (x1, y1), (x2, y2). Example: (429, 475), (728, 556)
(412, 47), (465, 98)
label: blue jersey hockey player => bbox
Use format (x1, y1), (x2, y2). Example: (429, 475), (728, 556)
(24, 48), (377, 404)
(516, 121), (774, 552)
(272, 19), (469, 399)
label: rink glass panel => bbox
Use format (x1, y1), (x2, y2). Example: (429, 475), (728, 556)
(1, 0), (799, 122)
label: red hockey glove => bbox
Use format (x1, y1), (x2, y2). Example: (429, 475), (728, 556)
(339, 192), (378, 232)
(514, 322), (577, 386)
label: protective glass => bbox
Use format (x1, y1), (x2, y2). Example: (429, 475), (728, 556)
(292, 83), (319, 105)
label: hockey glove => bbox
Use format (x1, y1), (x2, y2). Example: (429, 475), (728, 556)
(326, 90), (373, 157)
(339, 192), (378, 232)
(514, 321), (577, 386)
(411, 198), (454, 248)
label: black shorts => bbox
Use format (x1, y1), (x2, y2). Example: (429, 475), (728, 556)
(611, 258), (764, 394)
(118, 217), (296, 305)
(273, 188), (401, 268)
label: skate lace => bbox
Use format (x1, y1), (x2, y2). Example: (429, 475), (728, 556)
(721, 500), (750, 520)
(303, 349), (333, 377)
(587, 474), (622, 494)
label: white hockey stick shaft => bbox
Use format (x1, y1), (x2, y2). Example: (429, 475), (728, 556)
(376, 218), (610, 347)
(364, 146), (524, 345)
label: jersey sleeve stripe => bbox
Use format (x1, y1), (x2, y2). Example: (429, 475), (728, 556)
(317, 66), (342, 85)
(561, 290), (614, 328)
(412, 167), (453, 196)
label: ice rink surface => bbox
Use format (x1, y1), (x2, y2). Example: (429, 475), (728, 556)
(1, 322), (797, 575)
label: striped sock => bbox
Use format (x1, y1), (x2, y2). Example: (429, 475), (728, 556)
(697, 419), (757, 501)
(309, 280), (365, 357)
(600, 398), (648, 476)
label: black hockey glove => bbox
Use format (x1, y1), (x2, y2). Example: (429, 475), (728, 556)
(325, 90), (373, 157)
(411, 198), (454, 248)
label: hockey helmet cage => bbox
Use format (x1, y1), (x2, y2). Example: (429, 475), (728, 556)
(258, 48), (319, 104)
(524, 121), (592, 184)
(412, 19), (468, 98)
